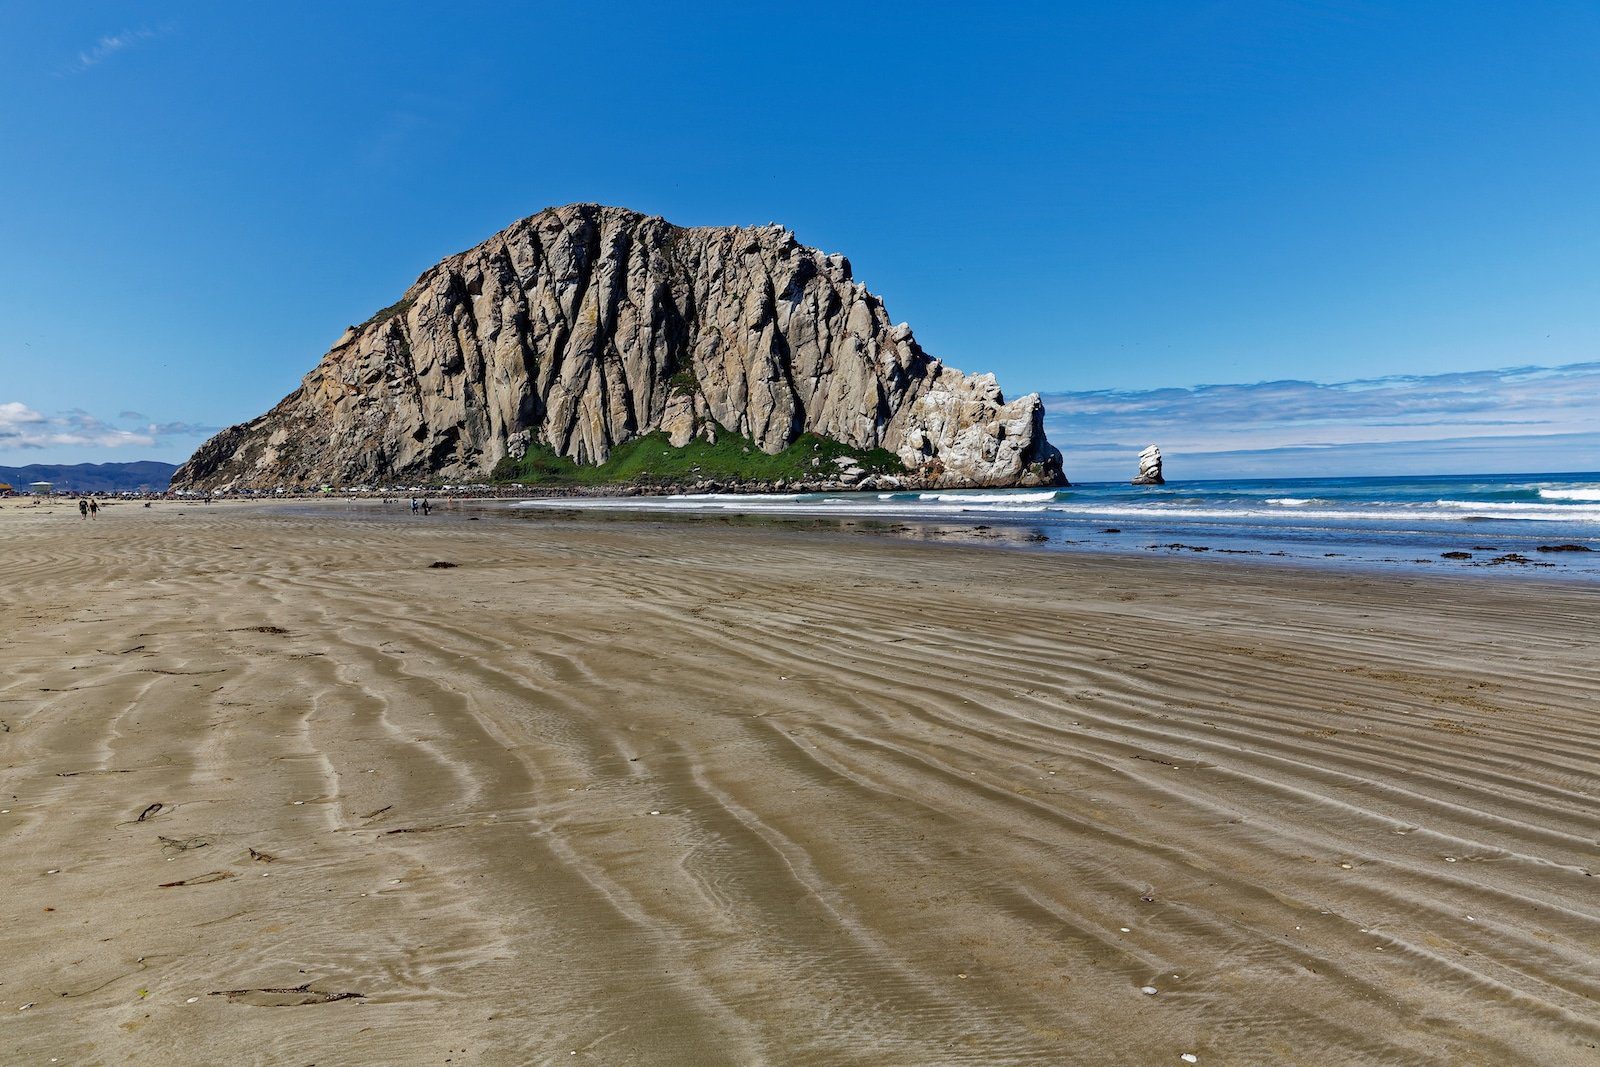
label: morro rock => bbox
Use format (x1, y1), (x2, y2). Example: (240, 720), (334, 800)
(173, 204), (1064, 490)
(1132, 444), (1164, 485)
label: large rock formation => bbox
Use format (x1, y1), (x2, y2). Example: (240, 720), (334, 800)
(1132, 444), (1165, 485)
(174, 204), (1064, 490)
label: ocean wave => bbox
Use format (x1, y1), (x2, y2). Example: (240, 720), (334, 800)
(1539, 488), (1600, 501)
(514, 495), (1600, 523)
(914, 491), (1064, 504)
(678, 492), (804, 503)
(1266, 497), (1315, 506)
(1039, 503), (1600, 523)
(510, 493), (807, 508)
(1433, 499), (1600, 518)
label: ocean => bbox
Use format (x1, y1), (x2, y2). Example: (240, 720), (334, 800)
(513, 471), (1600, 579)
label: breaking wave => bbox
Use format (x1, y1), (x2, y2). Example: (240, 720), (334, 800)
(1539, 488), (1600, 501)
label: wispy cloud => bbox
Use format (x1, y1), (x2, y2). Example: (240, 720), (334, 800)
(63, 27), (165, 75)
(0, 403), (214, 451)
(1042, 361), (1600, 479)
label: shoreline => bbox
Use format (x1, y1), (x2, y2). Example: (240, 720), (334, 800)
(21, 468), (1600, 583)
(4, 505), (1598, 1063)
(499, 499), (1600, 583)
(254, 494), (1600, 584)
(19, 491), (1600, 583)
(12, 490), (1600, 582)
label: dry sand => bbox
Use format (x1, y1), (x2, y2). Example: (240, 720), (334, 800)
(2, 500), (1598, 1065)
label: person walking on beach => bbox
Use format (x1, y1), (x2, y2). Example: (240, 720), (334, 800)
(420, 498), (431, 515)
(78, 498), (89, 519)
(410, 497), (419, 514)
(89, 498), (99, 518)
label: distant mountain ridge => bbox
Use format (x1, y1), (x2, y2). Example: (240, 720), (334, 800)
(174, 203), (1064, 490)
(0, 461), (176, 493)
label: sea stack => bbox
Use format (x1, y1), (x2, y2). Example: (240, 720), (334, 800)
(172, 204), (1065, 491)
(1132, 444), (1165, 485)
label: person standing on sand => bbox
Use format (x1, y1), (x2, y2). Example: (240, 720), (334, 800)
(78, 499), (88, 518)
(89, 499), (99, 518)
(410, 497), (419, 514)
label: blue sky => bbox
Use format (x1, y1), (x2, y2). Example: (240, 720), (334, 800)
(1, 2), (1596, 476)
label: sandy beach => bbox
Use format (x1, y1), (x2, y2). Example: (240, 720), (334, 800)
(3, 500), (1597, 1065)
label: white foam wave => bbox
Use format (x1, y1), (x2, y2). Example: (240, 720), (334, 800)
(1266, 497), (1314, 506)
(511, 492), (1600, 524)
(915, 491), (1062, 504)
(1433, 499), (1600, 519)
(1540, 488), (1600, 501)
(1040, 504), (1600, 523)
(674, 492), (804, 503)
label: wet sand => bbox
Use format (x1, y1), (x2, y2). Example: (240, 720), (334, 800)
(3, 502), (1598, 1064)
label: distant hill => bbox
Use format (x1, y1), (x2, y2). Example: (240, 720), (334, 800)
(0, 461), (177, 493)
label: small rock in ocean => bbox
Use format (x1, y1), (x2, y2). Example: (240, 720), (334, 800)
(1536, 543), (1592, 552)
(1440, 551), (1472, 559)
(1132, 444), (1165, 485)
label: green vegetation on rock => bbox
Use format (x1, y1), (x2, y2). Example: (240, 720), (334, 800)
(491, 430), (904, 487)
(357, 296), (415, 332)
(667, 366), (699, 395)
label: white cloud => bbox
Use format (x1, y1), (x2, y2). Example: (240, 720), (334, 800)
(1042, 361), (1600, 479)
(0, 402), (46, 429)
(64, 27), (163, 74)
(0, 403), (213, 452)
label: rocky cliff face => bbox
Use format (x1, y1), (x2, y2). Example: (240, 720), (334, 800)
(174, 204), (1064, 490)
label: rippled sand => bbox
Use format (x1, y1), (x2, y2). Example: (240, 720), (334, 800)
(3, 501), (1598, 1064)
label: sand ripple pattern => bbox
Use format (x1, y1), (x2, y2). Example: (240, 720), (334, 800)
(2, 502), (1597, 1064)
